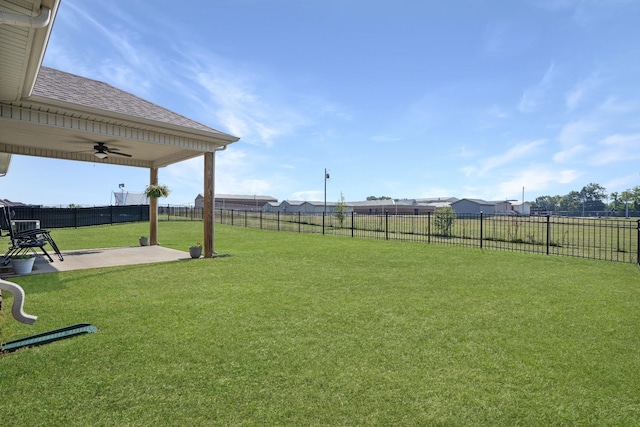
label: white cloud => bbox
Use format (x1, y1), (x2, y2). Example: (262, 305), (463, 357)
(565, 73), (600, 111)
(496, 166), (581, 198)
(171, 50), (326, 147)
(553, 145), (588, 163)
(558, 120), (598, 145)
(518, 63), (557, 113)
(466, 139), (547, 176)
(597, 96), (638, 115)
(591, 133), (640, 165)
(553, 120), (597, 163)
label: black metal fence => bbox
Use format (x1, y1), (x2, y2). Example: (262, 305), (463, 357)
(216, 210), (640, 265)
(5, 205), (640, 265)
(6, 205), (149, 228)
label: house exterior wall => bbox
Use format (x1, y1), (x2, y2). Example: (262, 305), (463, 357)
(512, 202), (531, 216)
(195, 194), (277, 210)
(493, 201), (512, 214)
(451, 199), (496, 215)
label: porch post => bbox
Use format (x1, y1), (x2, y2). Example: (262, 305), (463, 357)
(204, 152), (215, 257)
(149, 167), (159, 245)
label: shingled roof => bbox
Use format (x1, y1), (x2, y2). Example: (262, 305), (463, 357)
(32, 66), (226, 135)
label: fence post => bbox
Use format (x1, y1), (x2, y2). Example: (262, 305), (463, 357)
(322, 211), (325, 235)
(277, 211), (280, 231)
(546, 215), (551, 256)
(479, 212), (483, 248)
(427, 211), (431, 243)
(637, 220), (640, 267)
(351, 211), (354, 238)
(260, 211), (263, 229)
(385, 211), (389, 240)
(299, 212), (301, 233)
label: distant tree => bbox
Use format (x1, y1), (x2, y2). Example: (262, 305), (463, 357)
(559, 191), (581, 213)
(434, 206), (456, 237)
(620, 187), (640, 212)
(609, 192), (622, 212)
(334, 192), (347, 227)
(366, 196), (392, 201)
(579, 183), (607, 212)
(68, 203), (80, 208)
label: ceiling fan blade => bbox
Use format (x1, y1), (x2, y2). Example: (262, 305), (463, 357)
(107, 150), (133, 158)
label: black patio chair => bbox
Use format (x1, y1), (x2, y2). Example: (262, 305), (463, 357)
(1, 205), (56, 265)
(9, 221), (64, 261)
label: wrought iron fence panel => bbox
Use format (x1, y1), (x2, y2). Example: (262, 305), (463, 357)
(7, 205), (637, 264)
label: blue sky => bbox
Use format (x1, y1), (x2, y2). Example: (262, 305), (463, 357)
(4, 0), (640, 206)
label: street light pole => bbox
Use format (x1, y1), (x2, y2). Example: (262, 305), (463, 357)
(323, 168), (329, 234)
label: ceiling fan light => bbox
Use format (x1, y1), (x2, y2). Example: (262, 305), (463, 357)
(94, 152), (108, 159)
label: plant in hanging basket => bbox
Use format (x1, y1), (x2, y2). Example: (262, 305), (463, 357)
(144, 184), (171, 199)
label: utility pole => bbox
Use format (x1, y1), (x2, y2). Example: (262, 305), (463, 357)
(323, 168), (329, 234)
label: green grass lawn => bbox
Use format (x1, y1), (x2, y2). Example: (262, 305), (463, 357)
(1, 223), (639, 426)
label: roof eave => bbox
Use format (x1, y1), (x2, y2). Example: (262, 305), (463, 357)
(19, 1), (61, 100)
(25, 94), (240, 146)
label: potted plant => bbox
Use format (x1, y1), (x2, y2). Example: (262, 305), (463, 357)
(144, 184), (170, 199)
(139, 236), (150, 246)
(189, 242), (202, 258)
(11, 254), (36, 275)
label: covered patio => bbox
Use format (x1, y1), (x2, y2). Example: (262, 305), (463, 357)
(0, 0), (239, 258)
(0, 246), (190, 278)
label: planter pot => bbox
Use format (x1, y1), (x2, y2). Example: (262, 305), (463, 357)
(189, 246), (202, 258)
(139, 237), (150, 246)
(11, 257), (36, 275)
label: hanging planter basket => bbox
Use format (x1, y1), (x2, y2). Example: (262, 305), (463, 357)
(144, 184), (171, 199)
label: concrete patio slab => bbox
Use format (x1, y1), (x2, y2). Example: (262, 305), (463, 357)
(0, 246), (191, 278)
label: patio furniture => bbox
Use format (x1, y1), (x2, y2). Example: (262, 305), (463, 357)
(10, 219), (64, 261)
(1, 205), (56, 265)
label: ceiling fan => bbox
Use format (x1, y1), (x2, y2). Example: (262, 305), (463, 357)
(92, 142), (132, 159)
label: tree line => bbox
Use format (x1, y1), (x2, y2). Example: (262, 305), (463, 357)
(532, 183), (640, 214)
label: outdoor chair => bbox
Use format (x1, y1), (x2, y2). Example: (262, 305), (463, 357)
(9, 221), (64, 261)
(1, 205), (56, 265)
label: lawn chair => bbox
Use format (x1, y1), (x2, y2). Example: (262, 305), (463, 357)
(10, 219), (63, 261)
(1, 205), (55, 265)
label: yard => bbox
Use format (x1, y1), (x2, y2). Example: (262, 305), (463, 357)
(1, 222), (639, 425)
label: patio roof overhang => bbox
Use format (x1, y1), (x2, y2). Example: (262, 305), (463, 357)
(0, 94), (239, 168)
(1, 0), (239, 169)
(0, 0), (240, 257)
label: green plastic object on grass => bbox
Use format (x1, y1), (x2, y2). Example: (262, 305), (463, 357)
(1, 323), (97, 353)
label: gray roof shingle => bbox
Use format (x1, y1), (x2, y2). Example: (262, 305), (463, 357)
(32, 67), (230, 136)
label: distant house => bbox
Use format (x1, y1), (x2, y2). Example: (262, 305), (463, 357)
(349, 199), (435, 215)
(262, 200), (338, 214)
(195, 194), (277, 210)
(414, 197), (459, 209)
(262, 198), (436, 215)
(510, 202), (531, 216)
(451, 198), (514, 215)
